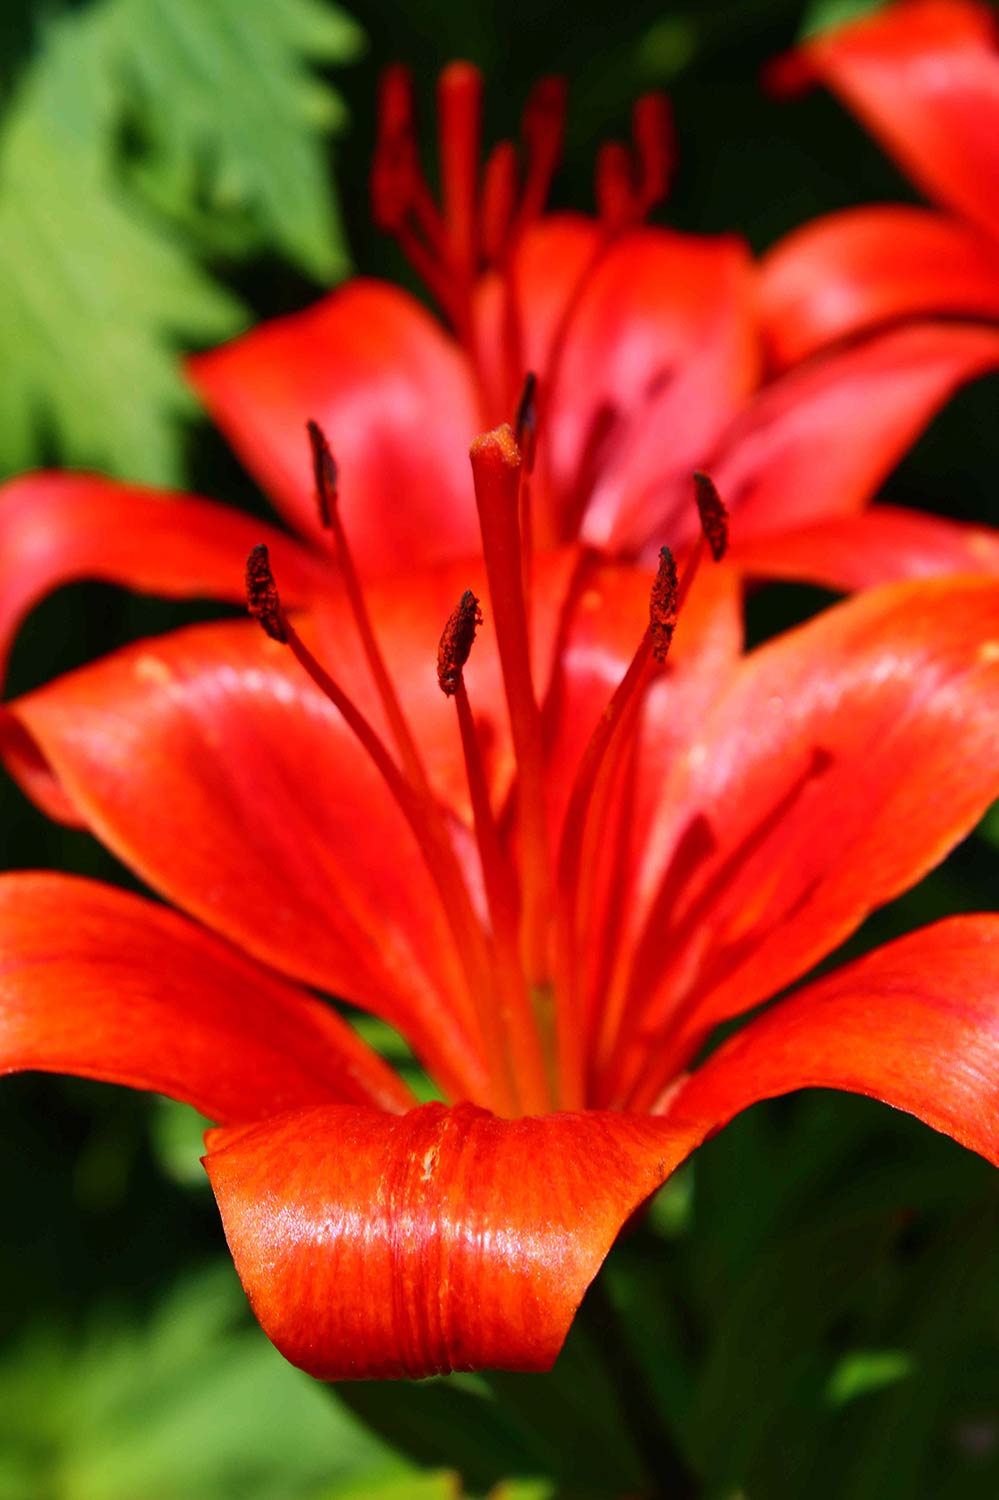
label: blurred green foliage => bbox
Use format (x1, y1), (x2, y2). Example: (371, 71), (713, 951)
(0, 0), (361, 485)
(1, 0), (998, 1496)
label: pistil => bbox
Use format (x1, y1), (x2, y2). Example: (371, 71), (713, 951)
(469, 427), (553, 1002)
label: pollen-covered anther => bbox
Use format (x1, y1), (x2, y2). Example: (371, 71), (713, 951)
(245, 543), (287, 643)
(438, 590), (483, 696)
(649, 546), (679, 663)
(306, 419), (339, 528)
(693, 471), (729, 562)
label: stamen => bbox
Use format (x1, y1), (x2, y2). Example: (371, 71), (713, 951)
(245, 547), (512, 1110)
(649, 546), (679, 663)
(693, 471), (729, 561)
(552, 544), (700, 1101)
(438, 63), (483, 281)
(437, 589), (482, 696)
(481, 141), (517, 264)
(305, 421), (432, 795)
(632, 92), (674, 211)
(437, 591), (552, 1112)
(595, 141), (637, 232)
(372, 66), (455, 319)
(514, 76), (568, 233)
(371, 66), (419, 234)
(245, 544), (287, 643)
(307, 419), (338, 528)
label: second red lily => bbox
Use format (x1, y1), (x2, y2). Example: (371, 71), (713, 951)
(3, 57), (999, 692)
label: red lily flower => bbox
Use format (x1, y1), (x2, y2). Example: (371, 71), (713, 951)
(761, 0), (999, 365)
(3, 60), (999, 692)
(1, 422), (998, 1380)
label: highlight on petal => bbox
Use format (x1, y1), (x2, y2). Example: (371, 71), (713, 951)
(760, 205), (999, 369)
(701, 321), (999, 540)
(729, 504), (999, 591)
(670, 916), (999, 1167)
(773, 0), (999, 241)
(187, 280), (482, 569)
(0, 873), (411, 1123)
(204, 1101), (703, 1379)
(0, 471), (325, 689)
(605, 574), (999, 1105)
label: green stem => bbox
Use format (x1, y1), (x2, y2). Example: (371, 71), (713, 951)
(582, 1273), (701, 1500)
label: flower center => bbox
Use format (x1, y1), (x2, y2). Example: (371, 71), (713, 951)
(246, 422), (726, 1116)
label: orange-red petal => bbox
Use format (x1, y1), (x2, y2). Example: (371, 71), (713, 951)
(538, 228), (758, 551)
(0, 619), (485, 1100)
(670, 916), (999, 1166)
(0, 471), (325, 688)
(760, 206), (999, 368)
(187, 281), (482, 568)
(609, 574), (999, 1102)
(773, 0), (999, 242)
(730, 504), (999, 591)
(0, 873), (410, 1121)
(702, 321), (999, 540)
(204, 1101), (702, 1379)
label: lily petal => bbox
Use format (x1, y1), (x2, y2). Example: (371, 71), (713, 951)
(670, 916), (999, 1166)
(0, 619), (484, 1099)
(608, 575), (999, 1103)
(760, 206), (999, 368)
(772, 0), (999, 242)
(473, 212), (603, 419)
(699, 321), (999, 541)
(0, 471), (325, 689)
(730, 504), (999, 591)
(544, 228), (758, 551)
(204, 1101), (702, 1379)
(187, 281), (482, 568)
(0, 873), (410, 1121)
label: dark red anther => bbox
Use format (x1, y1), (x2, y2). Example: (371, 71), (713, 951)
(515, 371), (538, 471)
(693, 472), (729, 562)
(632, 92), (674, 210)
(306, 419), (339, 529)
(438, 589), (483, 696)
(649, 546), (679, 663)
(246, 544), (287, 643)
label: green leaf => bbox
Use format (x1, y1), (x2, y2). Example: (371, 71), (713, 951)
(105, 0), (364, 279)
(825, 1350), (915, 1408)
(313, 1472), (461, 1500)
(0, 8), (241, 485)
(0, 1265), (410, 1500)
(799, 0), (886, 39)
(0, 0), (360, 485)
